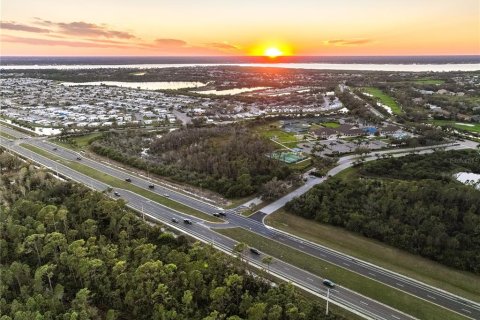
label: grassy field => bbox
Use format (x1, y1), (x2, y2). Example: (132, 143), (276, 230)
(21, 143), (222, 223)
(431, 120), (480, 133)
(363, 87), (403, 115)
(266, 210), (480, 302)
(254, 122), (300, 144)
(53, 132), (104, 150)
(413, 79), (445, 85)
(216, 227), (466, 320)
(322, 122), (340, 128)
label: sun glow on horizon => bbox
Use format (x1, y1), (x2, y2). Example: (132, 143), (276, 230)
(265, 47), (283, 58)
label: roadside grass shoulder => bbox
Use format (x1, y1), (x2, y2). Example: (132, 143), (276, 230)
(266, 210), (480, 303)
(21, 143), (222, 223)
(216, 227), (467, 320)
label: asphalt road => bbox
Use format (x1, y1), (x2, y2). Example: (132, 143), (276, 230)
(1, 129), (479, 319)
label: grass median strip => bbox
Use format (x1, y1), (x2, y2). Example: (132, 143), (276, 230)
(21, 143), (222, 223)
(216, 227), (467, 320)
(0, 131), (16, 140)
(266, 210), (480, 303)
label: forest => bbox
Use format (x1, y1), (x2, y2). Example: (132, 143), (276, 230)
(0, 150), (344, 320)
(286, 150), (480, 273)
(91, 126), (295, 198)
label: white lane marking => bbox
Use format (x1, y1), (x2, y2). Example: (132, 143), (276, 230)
(396, 282), (404, 287)
(307, 277), (314, 282)
(299, 245), (305, 249)
(461, 309), (472, 314)
(368, 272), (376, 277)
(391, 315), (401, 319)
(360, 301), (368, 306)
(284, 267), (290, 271)
(343, 262), (350, 267)
(427, 295), (436, 300)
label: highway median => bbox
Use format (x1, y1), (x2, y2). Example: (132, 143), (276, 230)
(20, 143), (223, 223)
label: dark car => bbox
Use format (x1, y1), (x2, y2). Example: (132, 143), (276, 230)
(148, 184), (155, 189)
(171, 218), (178, 223)
(213, 213), (220, 217)
(183, 219), (192, 224)
(76, 157), (82, 160)
(322, 279), (335, 288)
(125, 178), (131, 182)
(113, 191), (120, 197)
(249, 248), (260, 255)
(52, 147), (57, 151)
(218, 212), (226, 217)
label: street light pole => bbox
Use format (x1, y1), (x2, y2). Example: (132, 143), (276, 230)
(326, 288), (330, 315)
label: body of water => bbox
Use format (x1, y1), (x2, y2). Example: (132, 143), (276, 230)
(61, 81), (205, 90)
(2, 62), (479, 72)
(195, 87), (269, 95)
(2, 55), (480, 72)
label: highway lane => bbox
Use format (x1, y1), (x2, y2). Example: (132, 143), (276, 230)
(0, 138), (414, 320)
(3, 134), (480, 319)
(26, 139), (223, 215)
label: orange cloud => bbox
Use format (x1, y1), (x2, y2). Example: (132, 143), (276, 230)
(1, 21), (50, 33)
(325, 38), (372, 46)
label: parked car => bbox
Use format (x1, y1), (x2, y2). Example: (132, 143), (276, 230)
(171, 218), (178, 223)
(183, 219), (192, 224)
(113, 191), (120, 197)
(125, 178), (131, 182)
(249, 248), (260, 255)
(322, 279), (336, 288)
(148, 184), (155, 189)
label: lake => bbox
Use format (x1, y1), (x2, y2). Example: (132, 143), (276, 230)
(195, 87), (269, 95)
(61, 81), (205, 90)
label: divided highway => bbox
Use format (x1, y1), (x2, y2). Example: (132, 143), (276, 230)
(1, 127), (479, 320)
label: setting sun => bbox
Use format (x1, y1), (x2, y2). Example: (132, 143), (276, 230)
(265, 47), (283, 58)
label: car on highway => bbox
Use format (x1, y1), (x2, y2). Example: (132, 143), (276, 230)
(212, 213), (220, 217)
(322, 279), (336, 288)
(183, 219), (192, 224)
(113, 191), (120, 197)
(218, 212), (226, 217)
(148, 184), (155, 189)
(171, 218), (178, 223)
(164, 193), (170, 197)
(125, 178), (131, 182)
(52, 147), (57, 151)
(76, 157), (82, 160)
(249, 248), (261, 255)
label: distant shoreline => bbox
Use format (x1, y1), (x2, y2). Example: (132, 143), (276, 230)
(1, 62), (479, 72)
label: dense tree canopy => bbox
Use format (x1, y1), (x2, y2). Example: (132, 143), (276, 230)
(0, 151), (341, 320)
(286, 150), (480, 273)
(92, 126), (294, 198)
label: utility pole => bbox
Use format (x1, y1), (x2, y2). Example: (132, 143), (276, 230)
(141, 204), (145, 221)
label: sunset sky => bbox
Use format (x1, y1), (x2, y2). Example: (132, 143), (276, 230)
(1, 0), (479, 56)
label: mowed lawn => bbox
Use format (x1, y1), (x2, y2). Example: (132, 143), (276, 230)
(20, 143), (222, 223)
(215, 227), (467, 320)
(431, 120), (480, 133)
(53, 132), (104, 150)
(254, 122), (300, 144)
(265, 210), (480, 303)
(363, 87), (403, 115)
